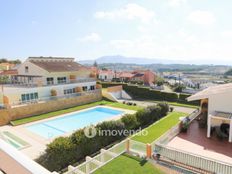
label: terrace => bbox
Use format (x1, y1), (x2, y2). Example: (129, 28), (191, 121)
(167, 119), (232, 164)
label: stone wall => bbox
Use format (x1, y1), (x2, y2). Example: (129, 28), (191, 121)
(0, 90), (102, 126)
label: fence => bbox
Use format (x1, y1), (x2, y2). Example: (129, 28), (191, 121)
(129, 140), (147, 156)
(66, 140), (127, 174)
(65, 139), (147, 174)
(1, 78), (96, 87)
(155, 143), (232, 174)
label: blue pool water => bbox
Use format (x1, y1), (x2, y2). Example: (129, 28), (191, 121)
(26, 107), (124, 139)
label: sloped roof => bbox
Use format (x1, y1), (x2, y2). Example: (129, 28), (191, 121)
(29, 57), (87, 72)
(0, 70), (18, 75)
(117, 72), (134, 78)
(98, 69), (115, 75)
(187, 83), (232, 101)
(132, 73), (144, 77)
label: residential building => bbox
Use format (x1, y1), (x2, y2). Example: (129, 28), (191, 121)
(0, 57), (97, 107)
(115, 70), (156, 86)
(131, 70), (156, 85)
(188, 83), (232, 142)
(0, 63), (15, 71)
(98, 69), (116, 81)
(0, 69), (18, 82)
(116, 72), (134, 82)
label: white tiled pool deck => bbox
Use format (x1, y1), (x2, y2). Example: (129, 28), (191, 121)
(0, 106), (135, 159)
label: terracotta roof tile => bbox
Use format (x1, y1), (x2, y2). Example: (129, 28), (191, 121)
(29, 59), (87, 72)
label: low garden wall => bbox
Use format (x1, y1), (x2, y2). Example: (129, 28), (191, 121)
(0, 90), (102, 126)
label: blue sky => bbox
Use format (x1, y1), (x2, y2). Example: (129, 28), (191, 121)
(1, 0), (232, 64)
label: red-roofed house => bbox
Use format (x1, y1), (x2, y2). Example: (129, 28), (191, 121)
(130, 70), (156, 86)
(98, 69), (116, 81)
(0, 63), (15, 70)
(116, 72), (134, 82)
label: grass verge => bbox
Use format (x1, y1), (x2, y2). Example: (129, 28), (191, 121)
(132, 112), (187, 144)
(93, 154), (164, 174)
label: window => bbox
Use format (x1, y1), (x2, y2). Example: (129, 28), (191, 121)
(90, 85), (95, 90)
(64, 88), (75, 95)
(47, 77), (54, 85)
(57, 77), (67, 84)
(82, 86), (88, 91)
(21, 92), (38, 102)
(25, 66), (29, 73)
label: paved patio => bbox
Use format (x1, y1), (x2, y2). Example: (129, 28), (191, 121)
(167, 120), (232, 164)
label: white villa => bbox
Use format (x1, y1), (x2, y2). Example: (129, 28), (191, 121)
(188, 83), (232, 142)
(0, 57), (97, 107)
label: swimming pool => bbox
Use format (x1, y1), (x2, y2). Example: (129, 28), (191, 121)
(26, 107), (124, 139)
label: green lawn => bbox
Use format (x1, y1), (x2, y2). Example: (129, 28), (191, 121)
(132, 112), (187, 143)
(10, 100), (141, 126)
(93, 154), (164, 174)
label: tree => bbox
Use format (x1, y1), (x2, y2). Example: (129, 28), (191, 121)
(225, 69), (232, 76)
(173, 84), (185, 92)
(155, 77), (165, 86)
(93, 61), (98, 67)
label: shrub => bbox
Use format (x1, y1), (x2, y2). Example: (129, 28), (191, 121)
(147, 105), (161, 121)
(157, 102), (169, 116)
(37, 103), (170, 172)
(135, 109), (152, 127)
(50, 89), (57, 96)
(36, 137), (76, 171)
(75, 87), (83, 93)
(121, 114), (138, 130)
(170, 107), (174, 112)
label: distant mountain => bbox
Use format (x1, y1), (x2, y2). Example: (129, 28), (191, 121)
(79, 55), (185, 65)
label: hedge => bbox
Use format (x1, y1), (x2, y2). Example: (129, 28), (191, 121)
(100, 82), (198, 105)
(36, 103), (169, 172)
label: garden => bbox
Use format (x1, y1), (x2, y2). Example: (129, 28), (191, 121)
(36, 102), (170, 172)
(93, 154), (164, 174)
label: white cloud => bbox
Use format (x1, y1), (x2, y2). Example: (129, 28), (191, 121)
(187, 10), (215, 25)
(221, 31), (232, 38)
(110, 40), (134, 49)
(94, 3), (156, 23)
(79, 33), (101, 42)
(168, 0), (186, 7)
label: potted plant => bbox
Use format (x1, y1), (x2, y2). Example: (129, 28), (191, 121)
(180, 117), (190, 133)
(50, 89), (57, 96)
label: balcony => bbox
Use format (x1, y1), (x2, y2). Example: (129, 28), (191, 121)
(9, 89), (101, 107)
(2, 78), (96, 88)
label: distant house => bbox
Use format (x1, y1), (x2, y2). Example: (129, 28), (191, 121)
(98, 69), (116, 81)
(188, 83), (232, 142)
(116, 72), (134, 82)
(114, 70), (156, 86)
(0, 63), (15, 70)
(0, 70), (18, 83)
(131, 70), (156, 86)
(0, 57), (97, 107)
